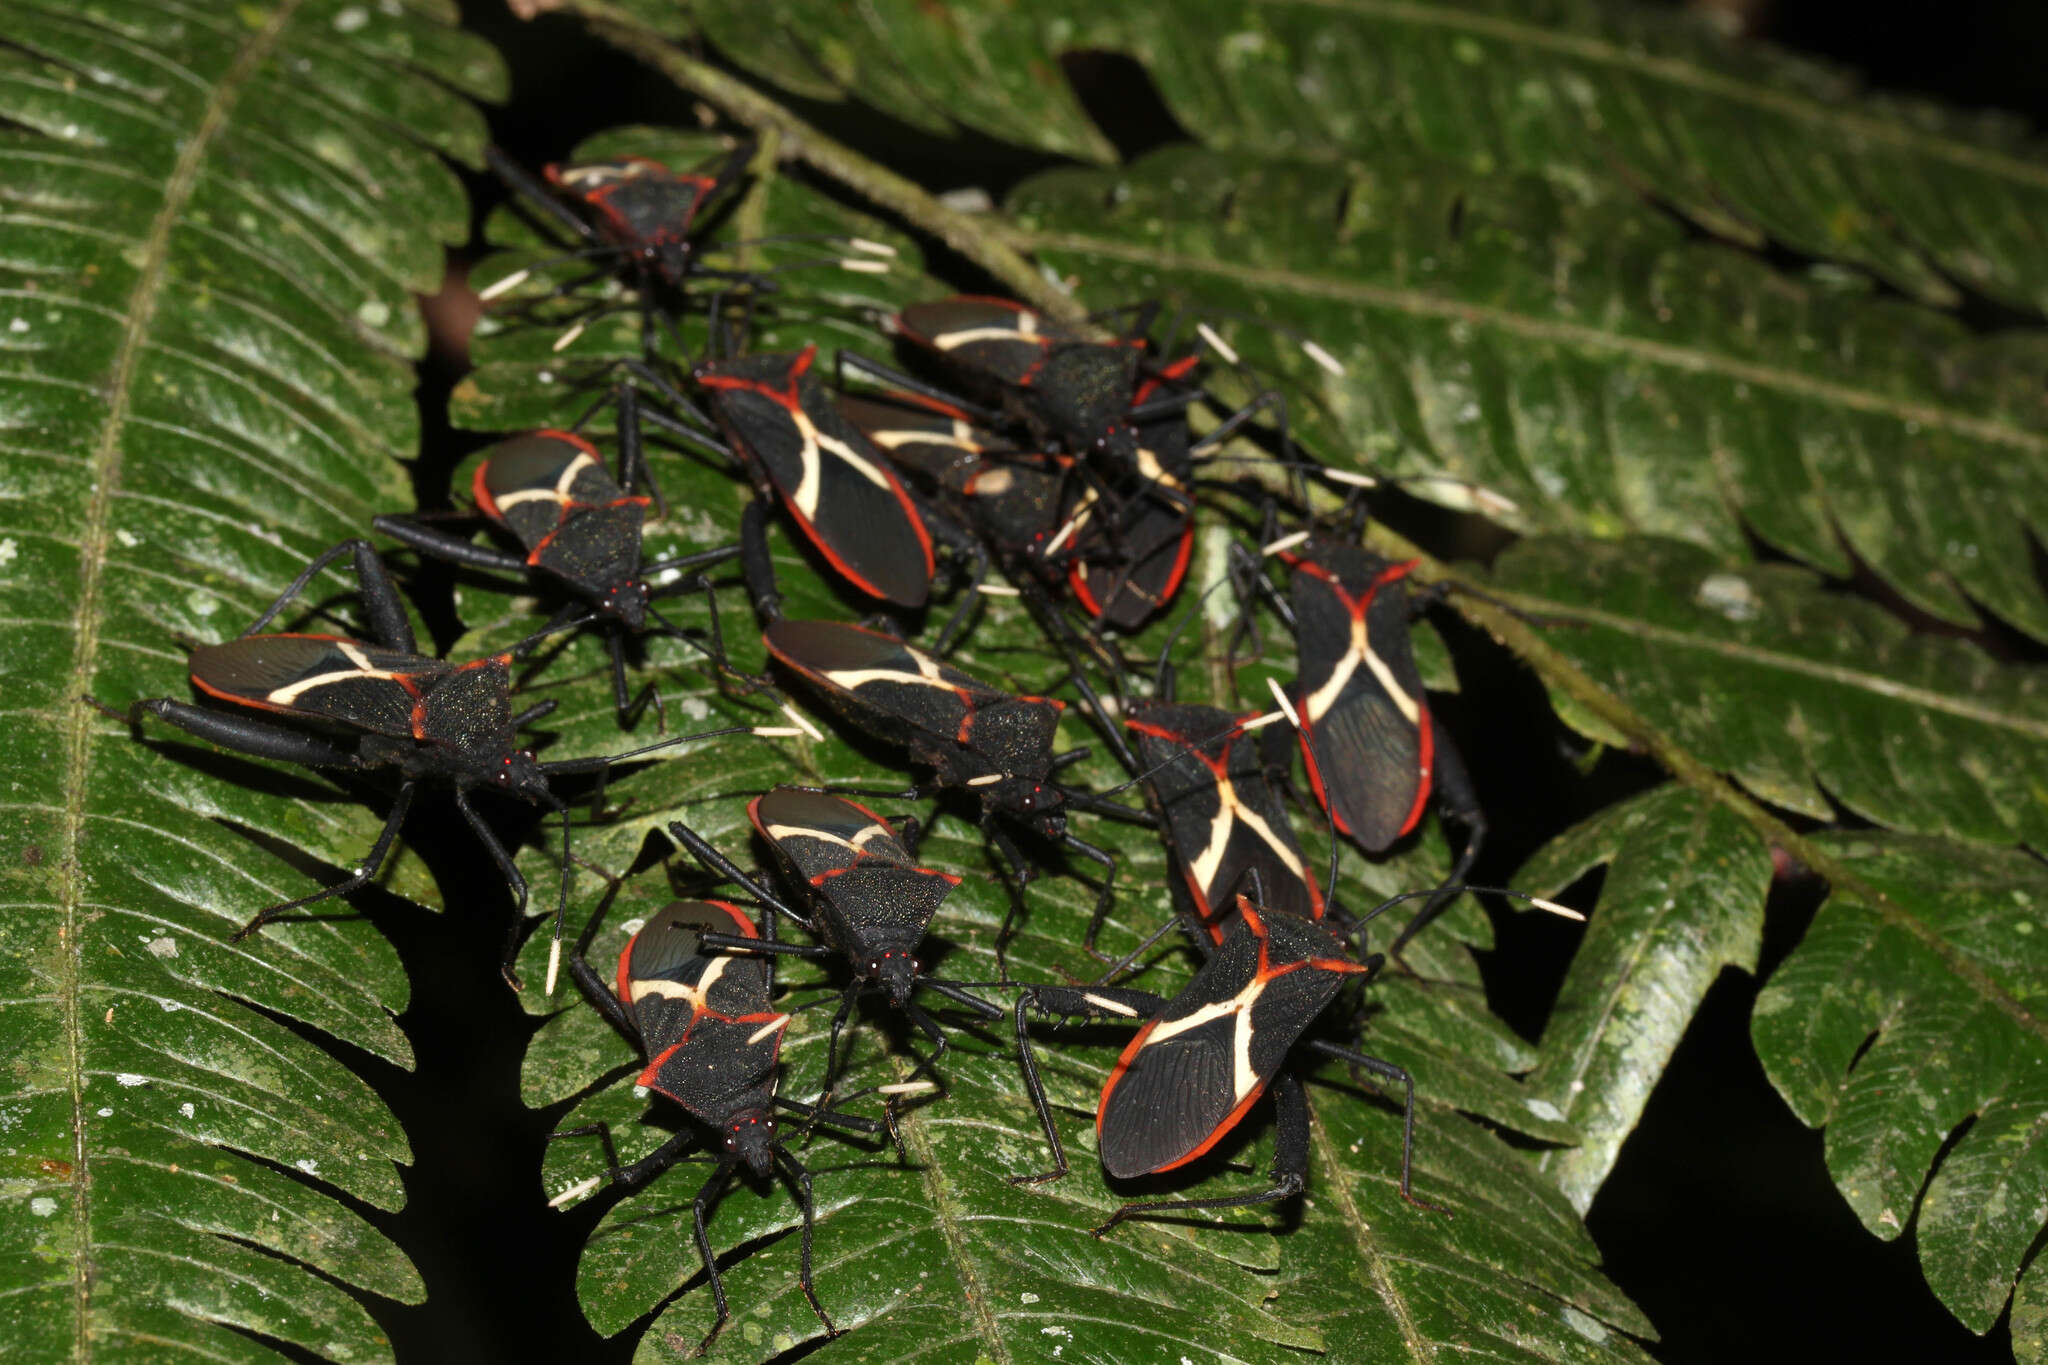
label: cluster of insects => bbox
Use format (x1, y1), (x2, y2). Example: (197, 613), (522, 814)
(96, 138), (1577, 1352)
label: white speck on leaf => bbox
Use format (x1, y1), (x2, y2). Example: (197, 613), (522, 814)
(1563, 1306), (1608, 1343)
(1020, 1293), (1039, 1304)
(7, 318), (26, 333)
(296, 1159), (319, 1174)
(333, 6), (368, 32)
(1696, 572), (1760, 622)
(1525, 1097), (1565, 1122)
(115, 529), (139, 548)
(116, 1074), (146, 1088)
(179, 1103), (195, 1119)
(146, 936), (177, 958)
(30, 1197), (56, 1217)
(95, 1108), (112, 1117)
(185, 588), (217, 617)
(0, 539), (16, 567)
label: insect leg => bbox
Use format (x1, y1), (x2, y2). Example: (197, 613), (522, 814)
(454, 788), (532, 990)
(832, 347), (1004, 425)
(690, 1163), (740, 1356)
(738, 497), (782, 623)
(1384, 732), (1485, 962)
(608, 630), (666, 733)
(774, 1146), (837, 1337)
(231, 781), (416, 941)
(1059, 830), (1122, 956)
(485, 147), (599, 243)
(110, 697), (360, 768)
(1009, 985), (1161, 1186)
(371, 514), (530, 576)
(244, 538), (416, 652)
(1303, 1040), (1441, 1211)
(663, 819), (822, 934)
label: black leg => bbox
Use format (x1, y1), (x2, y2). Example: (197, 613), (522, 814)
(773, 1097), (887, 1135)
(1384, 732), (1485, 963)
(1303, 1039), (1440, 1211)
(454, 788), (531, 990)
(689, 1162), (740, 1356)
(231, 781), (416, 940)
(774, 1147), (836, 1338)
(246, 538), (416, 652)
(1060, 830), (1121, 956)
(371, 514), (532, 577)
(608, 630), (665, 733)
(486, 146), (599, 243)
(1009, 984), (1162, 1186)
(832, 348), (1003, 425)
(113, 696), (361, 769)
(567, 949), (642, 1050)
(1092, 1071), (1311, 1237)
(663, 818), (821, 934)
(809, 981), (866, 1112)
(738, 497), (782, 623)
(511, 698), (560, 730)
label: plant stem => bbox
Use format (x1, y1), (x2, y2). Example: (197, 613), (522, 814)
(564, 0), (1084, 323)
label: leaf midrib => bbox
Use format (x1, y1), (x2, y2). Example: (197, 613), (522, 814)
(1495, 587), (2048, 742)
(1306, 1097), (1432, 1362)
(51, 3), (303, 1355)
(1004, 231), (2048, 459)
(1289, 0), (2048, 190)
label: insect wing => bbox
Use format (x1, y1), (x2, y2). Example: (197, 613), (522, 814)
(474, 430), (645, 589)
(1067, 490), (1194, 630)
(620, 901), (784, 1121)
(189, 634), (444, 738)
(749, 787), (918, 879)
(750, 787), (960, 954)
(1096, 910), (1357, 1178)
(1128, 704), (1321, 935)
(1287, 544), (1430, 850)
(897, 296), (1066, 387)
(764, 618), (1035, 752)
(699, 350), (934, 607)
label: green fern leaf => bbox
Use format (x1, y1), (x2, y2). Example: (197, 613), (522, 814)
(1752, 833), (2048, 1333)
(0, 0), (501, 1356)
(1516, 785), (1774, 1211)
(646, 0), (2048, 313)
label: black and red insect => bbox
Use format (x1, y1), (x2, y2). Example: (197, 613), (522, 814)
(1240, 531), (1484, 956)
(888, 296), (1194, 471)
(372, 418), (745, 728)
(1010, 896), (1431, 1235)
(692, 346), (940, 621)
(483, 144), (755, 354)
(760, 618), (1150, 951)
(1124, 700), (1325, 944)
(664, 787), (1004, 1097)
(555, 899), (885, 1353)
(837, 388), (1069, 591)
(91, 539), (774, 986)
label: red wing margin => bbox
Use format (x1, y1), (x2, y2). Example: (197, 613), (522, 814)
(620, 900), (787, 1120)
(1096, 906), (1364, 1179)
(473, 430), (646, 586)
(1284, 541), (1431, 850)
(896, 296), (1080, 387)
(763, 618), (1062, 761)
(698, 347), (934, 607)
(189, 634), (448, 738)
(1127, 703), (1322, 935)
(748, 787), (928, 881)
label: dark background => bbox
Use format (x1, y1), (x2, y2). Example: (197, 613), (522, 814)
(339, 2), (2048, 1360)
